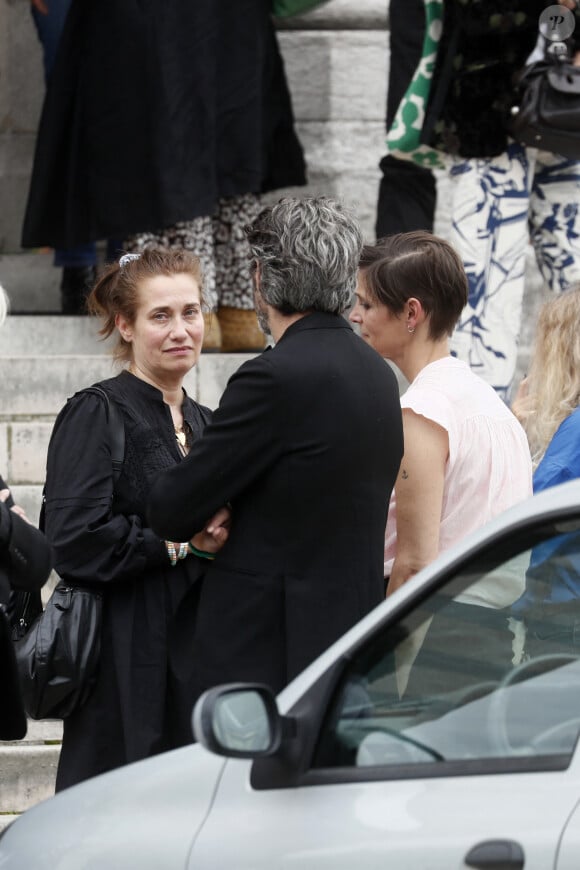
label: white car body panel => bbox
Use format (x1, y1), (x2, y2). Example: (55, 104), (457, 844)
(0, 744), (225, 870)
(191, 759), (580, 869)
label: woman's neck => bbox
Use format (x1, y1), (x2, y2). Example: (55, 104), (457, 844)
(127, 364), (184, 407)
(398, 339), (450, 384)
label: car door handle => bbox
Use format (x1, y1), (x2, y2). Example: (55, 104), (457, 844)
(465, 839), (525, 869)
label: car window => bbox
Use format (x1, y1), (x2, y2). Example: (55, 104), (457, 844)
(314, 524), (580, 775)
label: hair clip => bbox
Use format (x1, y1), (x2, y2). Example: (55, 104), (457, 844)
(119, 253), (141, 268)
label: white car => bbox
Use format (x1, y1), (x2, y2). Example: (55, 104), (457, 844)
(3, 481), (580, 869)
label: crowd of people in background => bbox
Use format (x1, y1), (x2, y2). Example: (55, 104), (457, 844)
(1, 0), (580, 793)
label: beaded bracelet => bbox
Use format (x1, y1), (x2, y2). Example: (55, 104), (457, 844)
(188, 542), (216, 561)
(166, 540), (177, 566)
(166, 541), (189, 566)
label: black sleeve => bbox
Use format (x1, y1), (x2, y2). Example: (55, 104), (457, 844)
(44, 391), (167, 585)
(0, 500), (52, 591)
(148, 355), (281, 541)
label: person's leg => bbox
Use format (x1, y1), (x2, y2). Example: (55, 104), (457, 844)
(30, 0), (71, 82)
(375, 0), (436, 238)
(376, 158), (436, 237)
(31, 0), (99, 311)
(529, 151), (580, 294)
(450, 143), (535, 400)
(214, 193), (266, 352)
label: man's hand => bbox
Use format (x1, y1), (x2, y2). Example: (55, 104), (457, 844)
(190, 505), (232, 555)
(31, 0), (49, 14)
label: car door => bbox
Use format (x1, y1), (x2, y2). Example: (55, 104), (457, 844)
(191, 514), (580, 870)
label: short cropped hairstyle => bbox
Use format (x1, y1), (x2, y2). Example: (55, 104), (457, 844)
(245, 196), (362, 315)
(87, 248), (205, 363)
(0, 284), (8, 328)
(360, 231), (468, 340)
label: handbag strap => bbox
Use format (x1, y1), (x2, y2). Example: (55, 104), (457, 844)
(82, 387), (125, 484)
(39, 387), (125, 532)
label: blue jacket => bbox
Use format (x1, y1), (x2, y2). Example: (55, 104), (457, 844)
(512, 408), (580, 614)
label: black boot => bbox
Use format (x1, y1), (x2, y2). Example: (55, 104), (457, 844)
(60, 266), (97, 314)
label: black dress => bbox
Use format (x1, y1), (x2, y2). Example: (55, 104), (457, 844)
(22, 0), (306, 249)
(43, 371), (212, 791)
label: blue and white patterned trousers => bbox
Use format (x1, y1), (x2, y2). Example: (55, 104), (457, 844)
(449, 142), (580, 399)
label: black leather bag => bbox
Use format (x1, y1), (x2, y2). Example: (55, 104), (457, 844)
(507, 59), (580, 159)
(12, 386), (125, 720)
(14, 584), (103, 719)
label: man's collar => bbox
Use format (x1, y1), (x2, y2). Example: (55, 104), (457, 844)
(276, 310), (353, 343)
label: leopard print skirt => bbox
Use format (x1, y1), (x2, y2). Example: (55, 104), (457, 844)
(124, 193), (262, 311)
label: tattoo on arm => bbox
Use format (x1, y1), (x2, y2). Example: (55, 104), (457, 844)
(401, 468), (409, 480)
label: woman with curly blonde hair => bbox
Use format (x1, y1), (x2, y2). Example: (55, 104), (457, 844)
(513, 287), (580, 479)
(511, 288), (580, 649)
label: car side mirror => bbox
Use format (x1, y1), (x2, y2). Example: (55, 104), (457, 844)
(192, 683), (286, 759)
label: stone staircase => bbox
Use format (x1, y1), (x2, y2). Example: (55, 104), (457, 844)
(0, 720), (62, 834)
(0, 316), (255, 823)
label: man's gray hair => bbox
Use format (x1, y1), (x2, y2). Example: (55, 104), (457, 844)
(245, 196), (363, 315)
(0, 284), (9, 329)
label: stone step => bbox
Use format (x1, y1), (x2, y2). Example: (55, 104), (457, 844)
(22, 719), (62, 744)
(275, 0), (387, 29)
(0, 314), (113, 355)
(0, 744), (59, 813)
(0, 355), (196, 416)
(0, 816), (19, 835)
(0, 252), (60, 313)
(1, 719), (63, 747)
(0, 347), (254, 416)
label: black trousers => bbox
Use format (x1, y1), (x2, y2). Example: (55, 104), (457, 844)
(375, 0), (436, 239)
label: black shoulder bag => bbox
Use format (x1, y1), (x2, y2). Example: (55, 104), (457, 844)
(12, 386), (125, 720)
(507, 55), (580, 160)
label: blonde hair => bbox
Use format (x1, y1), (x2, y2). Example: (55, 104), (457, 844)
(525, 287), (580, 466)
(0, 283), (9, 328)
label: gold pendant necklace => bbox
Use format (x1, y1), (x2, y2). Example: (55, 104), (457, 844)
(175, 428), (186, 448)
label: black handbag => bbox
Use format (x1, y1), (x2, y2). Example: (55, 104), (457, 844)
(12, 386), (125, 720)
(15, 584), (103, 719)
(507, 58), (580, 159)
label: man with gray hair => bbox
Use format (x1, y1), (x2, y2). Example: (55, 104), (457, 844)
(148, 196), (403, 696)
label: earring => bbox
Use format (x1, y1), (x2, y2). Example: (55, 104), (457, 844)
(407, 324), (415, 334)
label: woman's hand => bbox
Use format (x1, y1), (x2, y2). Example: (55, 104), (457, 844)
(190, 505), (232, 555)
(0, 488), (30, 523)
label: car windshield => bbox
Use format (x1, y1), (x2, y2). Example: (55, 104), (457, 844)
(314, 521), (580, 774)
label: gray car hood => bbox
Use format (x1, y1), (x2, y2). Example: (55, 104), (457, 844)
(0, 743), (226, 870)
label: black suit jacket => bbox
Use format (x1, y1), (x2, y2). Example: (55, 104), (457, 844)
(148, 312), (403, 694)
